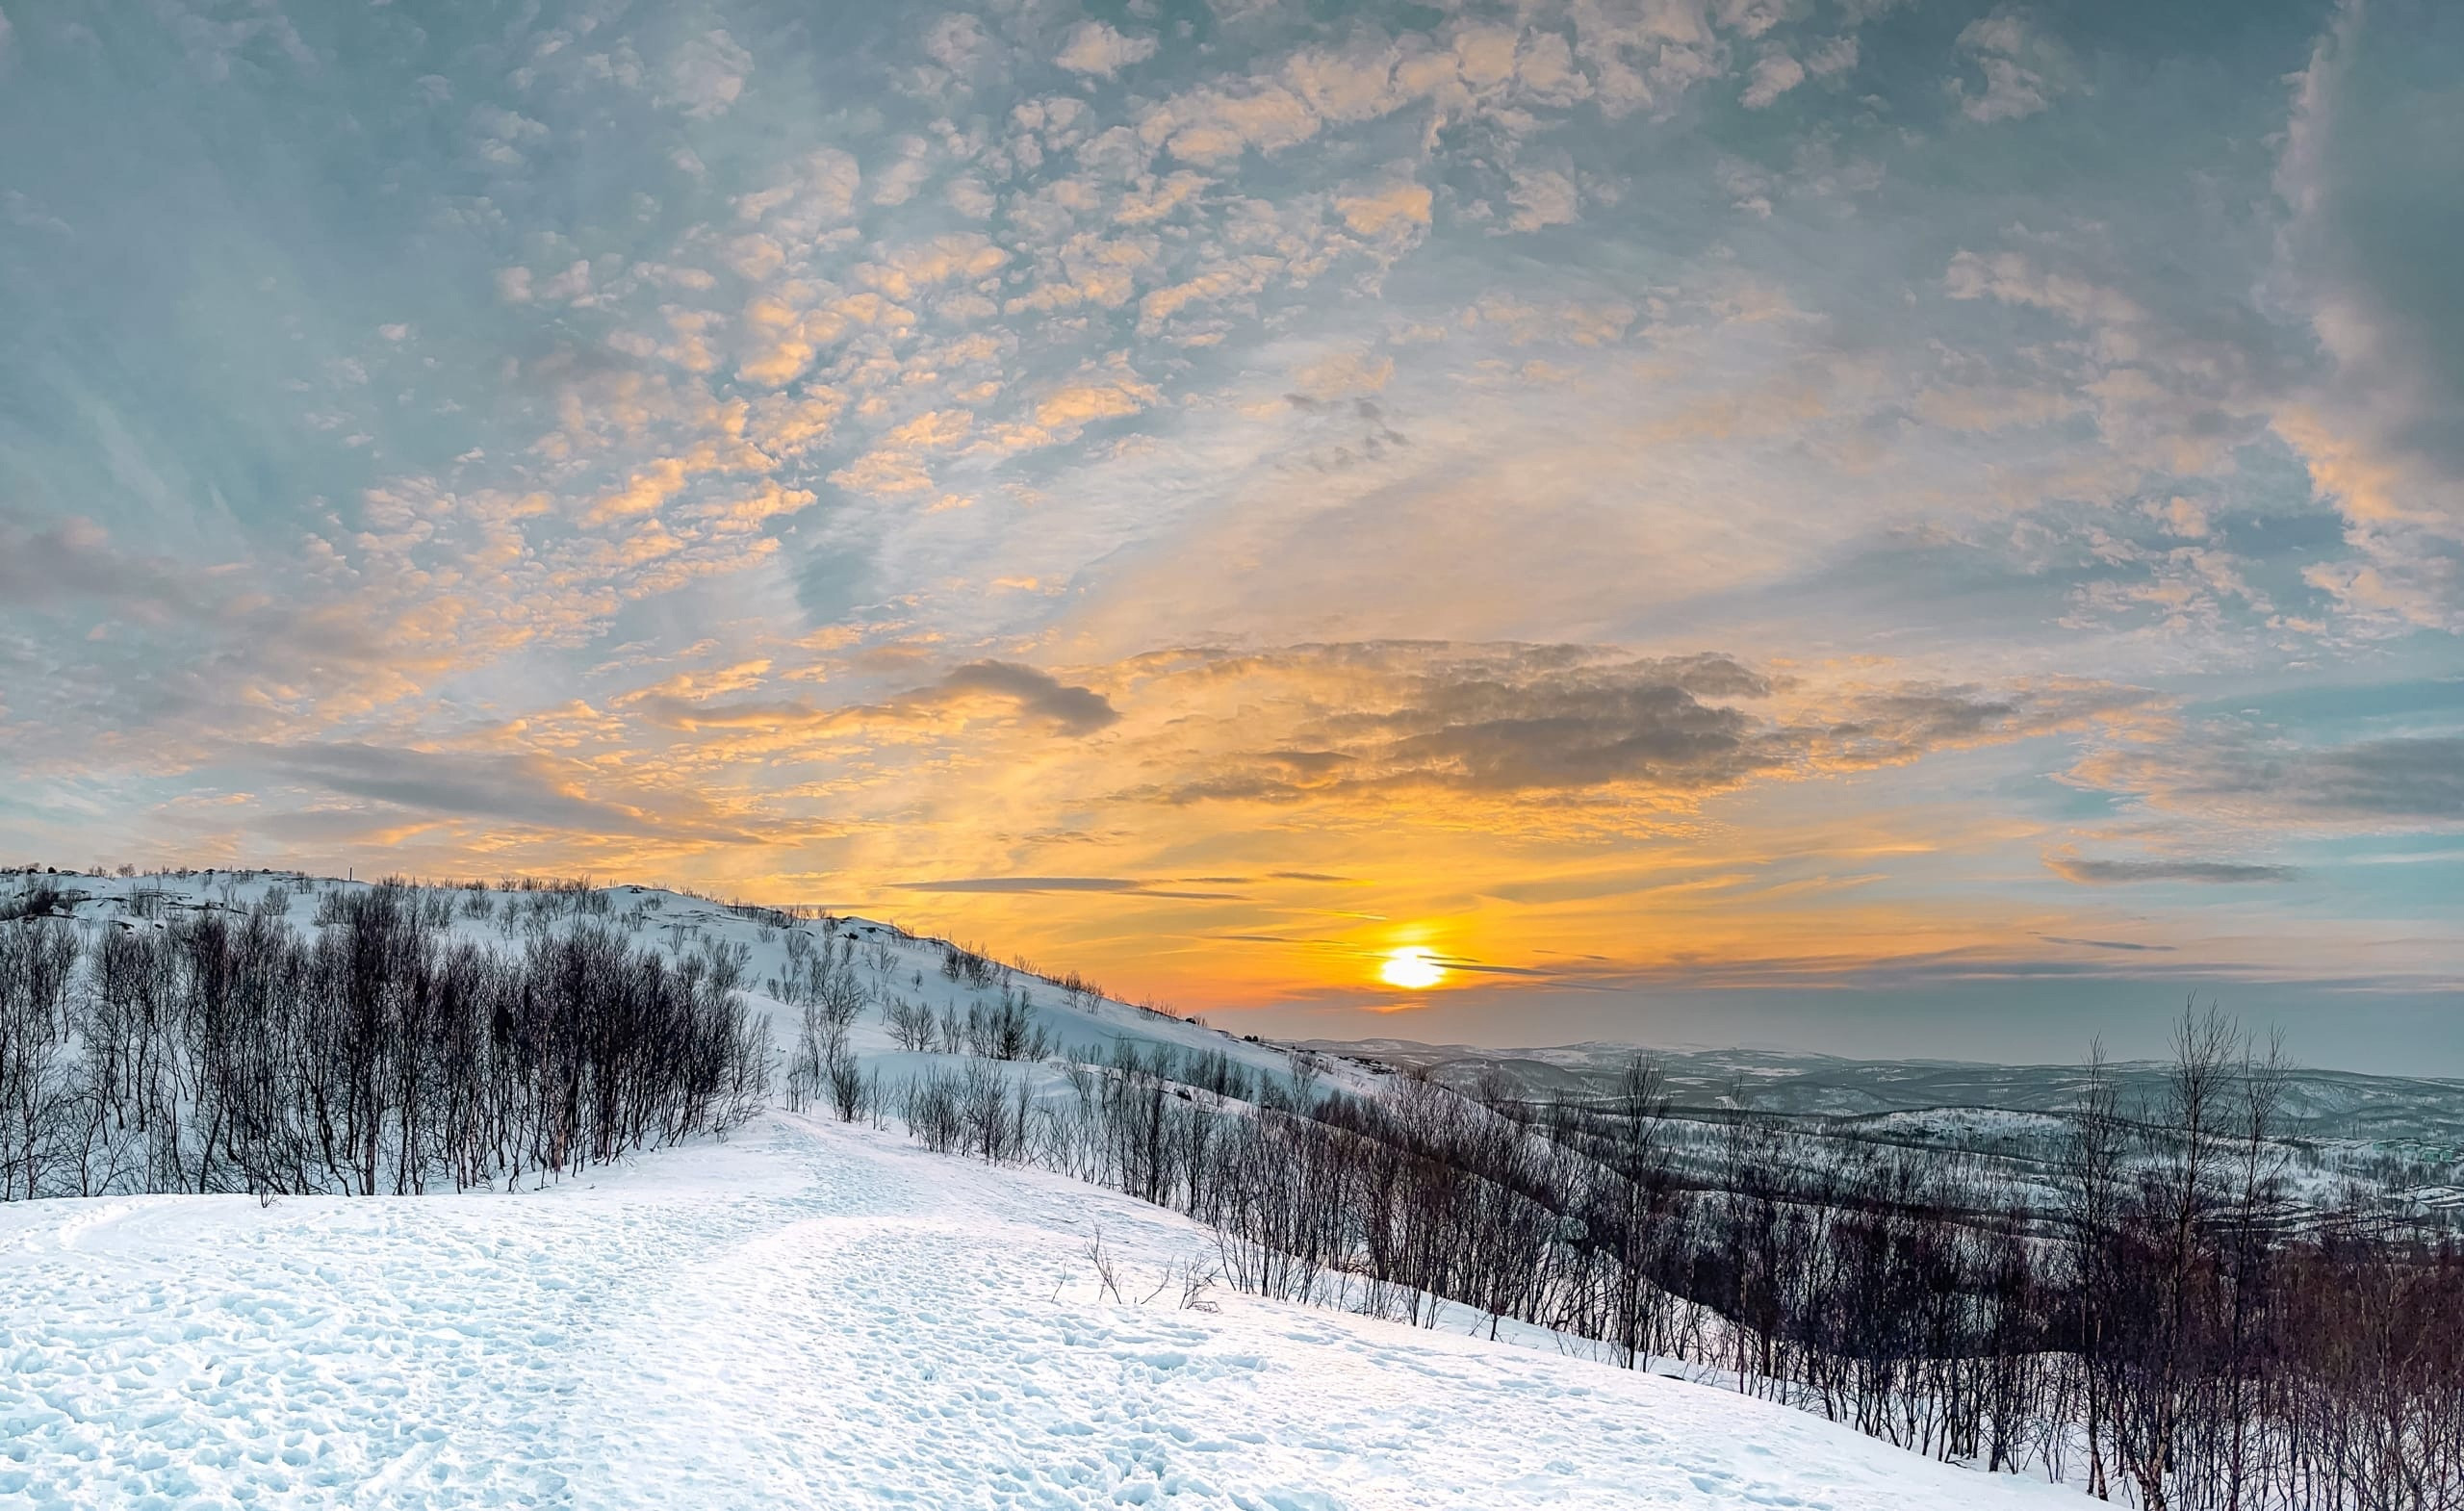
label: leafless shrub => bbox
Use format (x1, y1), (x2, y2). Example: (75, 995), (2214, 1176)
(1085, 1225), (1123, 1303)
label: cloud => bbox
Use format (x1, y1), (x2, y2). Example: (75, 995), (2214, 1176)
(1146, 82), (1322, 164)
(0, 514), (202, 615)
(1367, 662), (1768, 793)
(1943, 248), (2139, 327)
(869, 135), (933, 208)
(895, 876), (1142, 893)
(1740, 52), (1805, 110)
(1291, 351), (1394, 400)
(0, 500), (667, 766)
(1035, 373), (1158, 430)
(2039, 935), (2180, 953)
(1949, 10), (2071, 123)
(1936, 236), (2288, 485)
(664, 30), (752, 118)
(933, 662), (1120, 736)
(2263, 736), (2464, 822)
(468, 106), (548, 169)
(2044, 854), (2299, 886)
(1806, 37), (1859, 78)
(890, 876), (1243, 900)
(1056, 22), (1158, 79)
(1505, 167), (1579, 232)
(855, 234), (1007, 299)
(2071, 733), (2464, 827)
(1110, 644), (2150, 807)
(829, 407), (974, 497)
(2149, 497), (2210, 539)
(589, 455), (693, 524)
(2270, 0), (2464, 630)
(263, 742), (759, 843)
(1335, 180), (1433, 237)
(635, 660), (1120, 739)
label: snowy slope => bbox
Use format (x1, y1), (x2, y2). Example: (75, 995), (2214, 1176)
(0, 1109), (2089, 1510)
(11, 869), (1346, 1113)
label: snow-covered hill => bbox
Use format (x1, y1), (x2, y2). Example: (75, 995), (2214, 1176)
(5, 866), (1339, 1117)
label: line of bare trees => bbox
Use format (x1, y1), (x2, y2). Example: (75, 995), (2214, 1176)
(0, 883), (768, 1199)
(881, 1012), (2464, 1510)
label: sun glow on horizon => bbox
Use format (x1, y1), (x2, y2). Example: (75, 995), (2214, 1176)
(1378, 947), (1448, 990)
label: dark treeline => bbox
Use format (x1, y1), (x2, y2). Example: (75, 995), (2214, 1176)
(882, 1013), (2464, 1511)
(0, 883), (768, 1199)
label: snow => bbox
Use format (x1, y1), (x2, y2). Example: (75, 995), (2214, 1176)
(0, 1110), (2089, 1510)
(0, 870), (2096, 1505)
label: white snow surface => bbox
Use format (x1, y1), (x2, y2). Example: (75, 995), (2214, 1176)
(0, 1112), (2089, 1510)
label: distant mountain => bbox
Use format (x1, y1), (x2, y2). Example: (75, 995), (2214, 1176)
(1300, 1037), (2464, 1144)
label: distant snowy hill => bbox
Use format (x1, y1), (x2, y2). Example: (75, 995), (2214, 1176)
(1301, 1036), (2464, 1136)
(1304, 1033), (2464, 1221)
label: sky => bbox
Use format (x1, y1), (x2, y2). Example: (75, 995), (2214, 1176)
(1, 0), (2458, 1071)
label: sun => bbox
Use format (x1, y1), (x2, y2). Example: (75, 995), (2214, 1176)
(1378, 947), (1447, 990)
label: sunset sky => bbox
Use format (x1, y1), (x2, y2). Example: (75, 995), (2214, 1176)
(2, 0), (2457, 1069)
